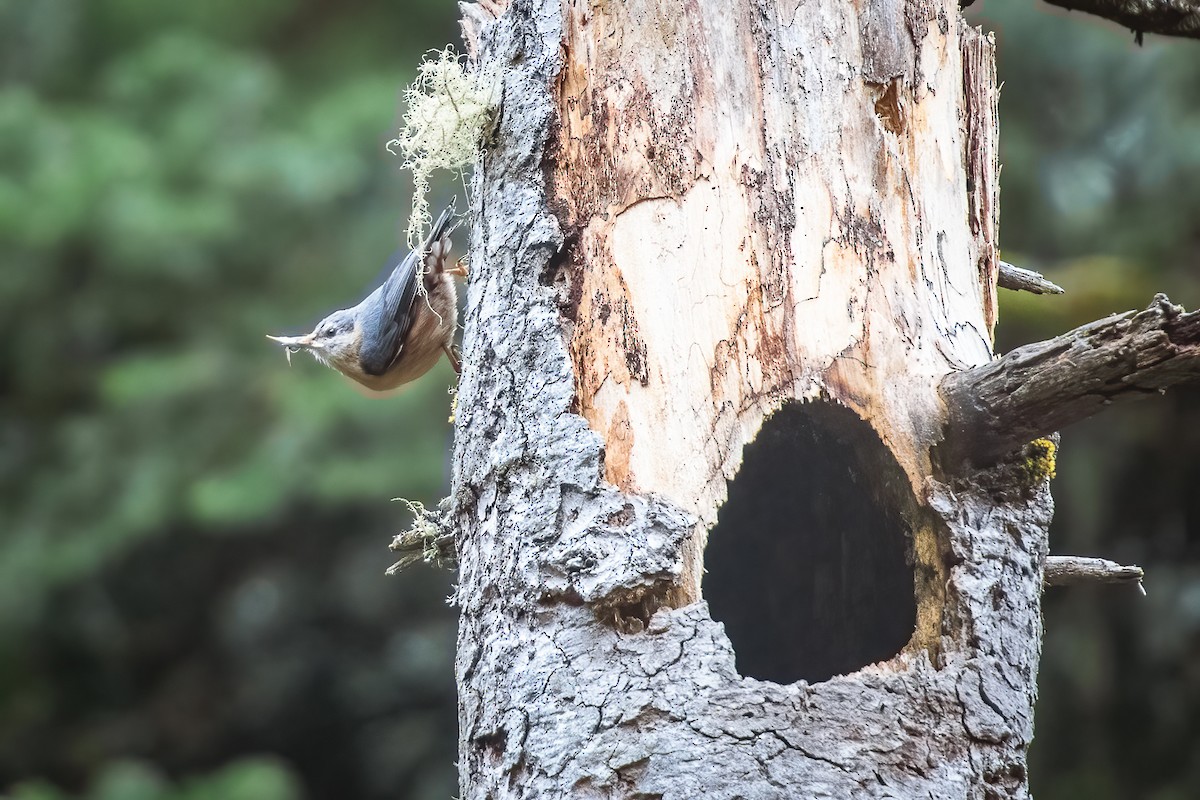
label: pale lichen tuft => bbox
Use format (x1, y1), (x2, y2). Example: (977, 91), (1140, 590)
(387, 497), (457, 574)
(388, 46), (500, 251)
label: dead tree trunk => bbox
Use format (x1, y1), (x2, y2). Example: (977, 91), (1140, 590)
(440, 1), (1194, 797)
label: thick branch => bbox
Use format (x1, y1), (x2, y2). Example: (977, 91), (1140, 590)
(939, 294), (1200, 470)
(1044, 555), (1144, 588)
(1040, 0), (1200, 40)
(998, 261), (1064, 295)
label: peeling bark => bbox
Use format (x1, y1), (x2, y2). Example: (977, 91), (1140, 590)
(549, 0), (999, 603)
(450, 1), (1049, 797)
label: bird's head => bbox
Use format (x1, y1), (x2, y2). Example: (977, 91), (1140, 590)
(267, 309), (362, 374)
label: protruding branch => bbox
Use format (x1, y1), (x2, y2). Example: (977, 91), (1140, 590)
(1040, 0), (1200, 42)
(939, 294), (1200, 471)
(998, 261), (1064, 295)
(387, 498), (457, 575)
(1044, 555), (1144, 591)
(387, 529), (456, 574)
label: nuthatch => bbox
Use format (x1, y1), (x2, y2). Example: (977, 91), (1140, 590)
(267, 202), (466, 393)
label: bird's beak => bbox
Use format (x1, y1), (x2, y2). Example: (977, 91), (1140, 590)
(266, 333), (315, 365)
(266, 333), (314, 348)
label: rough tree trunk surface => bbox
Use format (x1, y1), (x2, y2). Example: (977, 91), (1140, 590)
(452, 1), (1045, 797)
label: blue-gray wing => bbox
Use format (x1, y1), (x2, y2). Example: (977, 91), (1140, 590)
(358, 202), (458, 376)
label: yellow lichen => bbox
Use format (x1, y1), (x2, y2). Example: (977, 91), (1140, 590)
(388, 46), (500, 252)
(1020, 438), (1058, 485)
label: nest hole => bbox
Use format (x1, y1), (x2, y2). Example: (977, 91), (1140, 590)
(704, 401), (917, 684)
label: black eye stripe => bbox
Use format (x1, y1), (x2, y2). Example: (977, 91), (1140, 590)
(318, 320), (352, 338)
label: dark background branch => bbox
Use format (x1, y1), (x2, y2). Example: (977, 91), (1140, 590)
(1040, 0), (1200, 40)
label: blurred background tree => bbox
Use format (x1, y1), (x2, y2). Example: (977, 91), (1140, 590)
(0, 1), (462, 798)
(0, 1), (1195, 799)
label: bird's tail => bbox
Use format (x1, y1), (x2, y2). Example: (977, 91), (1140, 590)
(422, 200), (461, 283)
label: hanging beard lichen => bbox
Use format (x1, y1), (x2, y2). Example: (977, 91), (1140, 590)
(388, 46), (499, 253)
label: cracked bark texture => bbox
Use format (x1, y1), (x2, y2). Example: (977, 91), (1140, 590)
(452, 1), (1044, 797)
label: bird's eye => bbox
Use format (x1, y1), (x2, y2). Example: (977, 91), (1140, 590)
(323, 326), (336, 337)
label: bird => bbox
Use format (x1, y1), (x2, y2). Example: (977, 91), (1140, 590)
(267, 202), (466, 393)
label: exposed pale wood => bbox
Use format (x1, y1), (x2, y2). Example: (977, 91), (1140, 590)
(965, 32), (1001, 332)
(1044, 555), (1144, 588)
(551, 0), (998, 603)
(1040, 0), (1200, 40)
(998, 260), (1065, 295)
(939, 294), (1200, 471)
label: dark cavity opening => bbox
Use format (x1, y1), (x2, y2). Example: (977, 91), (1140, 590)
(704, 401), (916, 684)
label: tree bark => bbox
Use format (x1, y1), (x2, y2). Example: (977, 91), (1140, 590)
(451, 1), (1047, 797)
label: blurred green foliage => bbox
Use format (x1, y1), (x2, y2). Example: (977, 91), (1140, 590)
(5, 758), (301, 800)
(1, 0), (462, 797)
(1, 0), (1198, 798)
(0, 0), (459, 628)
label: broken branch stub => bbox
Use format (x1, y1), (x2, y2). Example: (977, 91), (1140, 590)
(1044, 555), (1144, 589)
(997, 260), (1064, 295)
(938, 294), (1200, 472)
